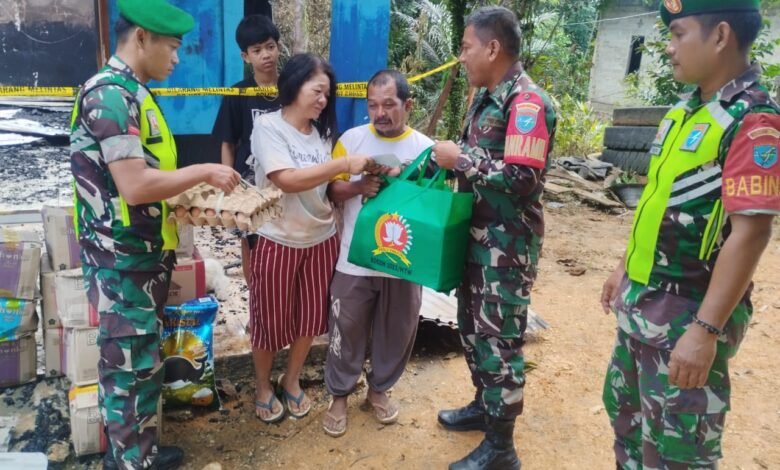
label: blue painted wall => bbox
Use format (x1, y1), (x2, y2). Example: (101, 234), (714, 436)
(329, 0), (391, 134)
(107, 0), (243, 135)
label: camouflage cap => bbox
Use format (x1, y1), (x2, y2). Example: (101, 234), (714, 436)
(661, 0), (760, 27)
(118, 0), (195, 37)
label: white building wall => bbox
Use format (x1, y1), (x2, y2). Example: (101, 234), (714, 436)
(588, 2), (780, 114)
(588, 3), (659, 114)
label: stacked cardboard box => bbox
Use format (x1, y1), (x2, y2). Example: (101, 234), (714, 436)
(68, 384), (163, 456)
(40, 206), (197, 455)
(0, 228), (41, 388)
(40, 206), (97, 383)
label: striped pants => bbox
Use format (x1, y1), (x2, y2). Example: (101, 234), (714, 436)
(248, 235), (339, 351)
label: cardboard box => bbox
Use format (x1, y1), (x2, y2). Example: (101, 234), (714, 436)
(69, 384), (162, 457)
(68, 384), (107, 456)
(44, 327), (65, 378)
(65, 327), (100, 386)
(0, 335), (37, 387)
(167, 249), (206, 306)
(54, 268), (97, 328)
(40, 254), (60, 329)
(0, 298), (38, 341)
(41, 205), (81, 271)
(176, 223), (195, 259)
(0, 228), (42, 300)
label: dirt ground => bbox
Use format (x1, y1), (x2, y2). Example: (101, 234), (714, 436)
(162, 203), (780, 470)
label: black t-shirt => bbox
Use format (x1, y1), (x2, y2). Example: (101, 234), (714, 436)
(212, 78), (281, 177)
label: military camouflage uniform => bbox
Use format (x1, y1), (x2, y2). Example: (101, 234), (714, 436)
(453, 62), (556, 419)
(71, 56), (175, 469)
(604, 64), (779, 469)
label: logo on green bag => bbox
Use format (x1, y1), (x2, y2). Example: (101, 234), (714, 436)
(373, 213), (413, 267)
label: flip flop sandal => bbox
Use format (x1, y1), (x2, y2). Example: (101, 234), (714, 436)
(281, 387), (312, 419)
(365, 397), (399, 424)
(276, 373), (312, 418)
(322, 399), (347, 438)
(255, 394), (285, 424)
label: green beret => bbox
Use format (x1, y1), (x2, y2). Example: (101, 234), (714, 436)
(661, 0), (761, 26)
(118, 0), (195, 37)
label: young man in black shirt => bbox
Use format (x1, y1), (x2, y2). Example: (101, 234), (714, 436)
(212, 14), (281, 281)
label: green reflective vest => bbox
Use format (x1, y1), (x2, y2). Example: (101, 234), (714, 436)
(71, 75), (178, 252)
(625, 101), (734, 285)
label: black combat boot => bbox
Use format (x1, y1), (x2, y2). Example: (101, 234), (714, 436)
(103, 445), (185, 470)
(438, 399), (487, 432)
(448, 416), (521, 470)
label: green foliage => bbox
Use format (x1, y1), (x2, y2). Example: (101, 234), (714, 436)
(389, 0), (608, 142)
(389, 0), (456, 136)
(550, 95), (606, 158)
(627, 12), (780, 106)
(444, 0), (468, 140)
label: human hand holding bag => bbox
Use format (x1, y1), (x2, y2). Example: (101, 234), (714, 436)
(348, 147), (473, 292)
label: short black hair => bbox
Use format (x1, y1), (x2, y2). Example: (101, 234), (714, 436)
(236, 15), (280, 52)
(115, 15), (138, 44)
(465, 6), (521, 58)
(367, 70), (411, 101)
(278, 53), (338, 141)
(697, 11), (763, 51)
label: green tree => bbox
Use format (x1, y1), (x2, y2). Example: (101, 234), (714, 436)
(627, 4), (780, 105)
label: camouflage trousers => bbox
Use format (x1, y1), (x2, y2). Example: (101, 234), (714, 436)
(603, 328), (730, 470)
(83, 265), (171, 470)
(457, 265), (528, 419)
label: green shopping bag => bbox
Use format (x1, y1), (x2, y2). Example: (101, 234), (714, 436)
(348, 147), (474, 292)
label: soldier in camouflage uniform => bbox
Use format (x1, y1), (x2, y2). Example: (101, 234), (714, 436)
(432, 6), (556, 470)
(70, 1), (239, 468)
(601, 1), (780, 468)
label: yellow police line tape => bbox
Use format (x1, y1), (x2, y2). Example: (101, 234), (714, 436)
(0, 59), (459, 100)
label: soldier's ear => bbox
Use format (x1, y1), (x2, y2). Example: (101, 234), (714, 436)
(135, 26), (150, 49)
(488, 39), (501, 61)
(712, 21), (732, 55)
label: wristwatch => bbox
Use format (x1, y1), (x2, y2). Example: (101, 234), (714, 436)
(455, 155), (474, 172)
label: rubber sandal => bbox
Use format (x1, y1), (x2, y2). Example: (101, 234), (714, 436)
(281, 387), (312, 418)
(365, 396), (399, 424)
(255, 394), (284, 424)
(322, 399), (347, 438)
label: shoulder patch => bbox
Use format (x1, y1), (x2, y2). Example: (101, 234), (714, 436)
(504, 91), (550, 168)
(680, 123), (710, 152)
(512, 97), (541, 135)
(754, 144), (778, 169)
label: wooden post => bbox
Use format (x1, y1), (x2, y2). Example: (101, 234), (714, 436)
(95, 0), (111, 67)
(426, 64), (460, 137)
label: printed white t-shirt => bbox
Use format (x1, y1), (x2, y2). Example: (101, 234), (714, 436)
(251, 110), (336, 248)
(332, 124), (433, 277)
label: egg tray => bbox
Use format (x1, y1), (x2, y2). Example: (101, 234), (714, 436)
(166, 182), (283, 232)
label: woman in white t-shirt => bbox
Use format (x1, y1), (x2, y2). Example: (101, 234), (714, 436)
(248, 53), (373, 423)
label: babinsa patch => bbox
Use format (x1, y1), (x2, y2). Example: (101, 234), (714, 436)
(754, 144), (778, 169)
(514, 102), (541, 134)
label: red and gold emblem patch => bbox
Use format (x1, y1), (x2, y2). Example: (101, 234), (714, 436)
(664, 0), (683, 14)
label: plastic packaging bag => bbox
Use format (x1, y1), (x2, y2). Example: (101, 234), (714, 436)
(161, 296), (220, 409)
